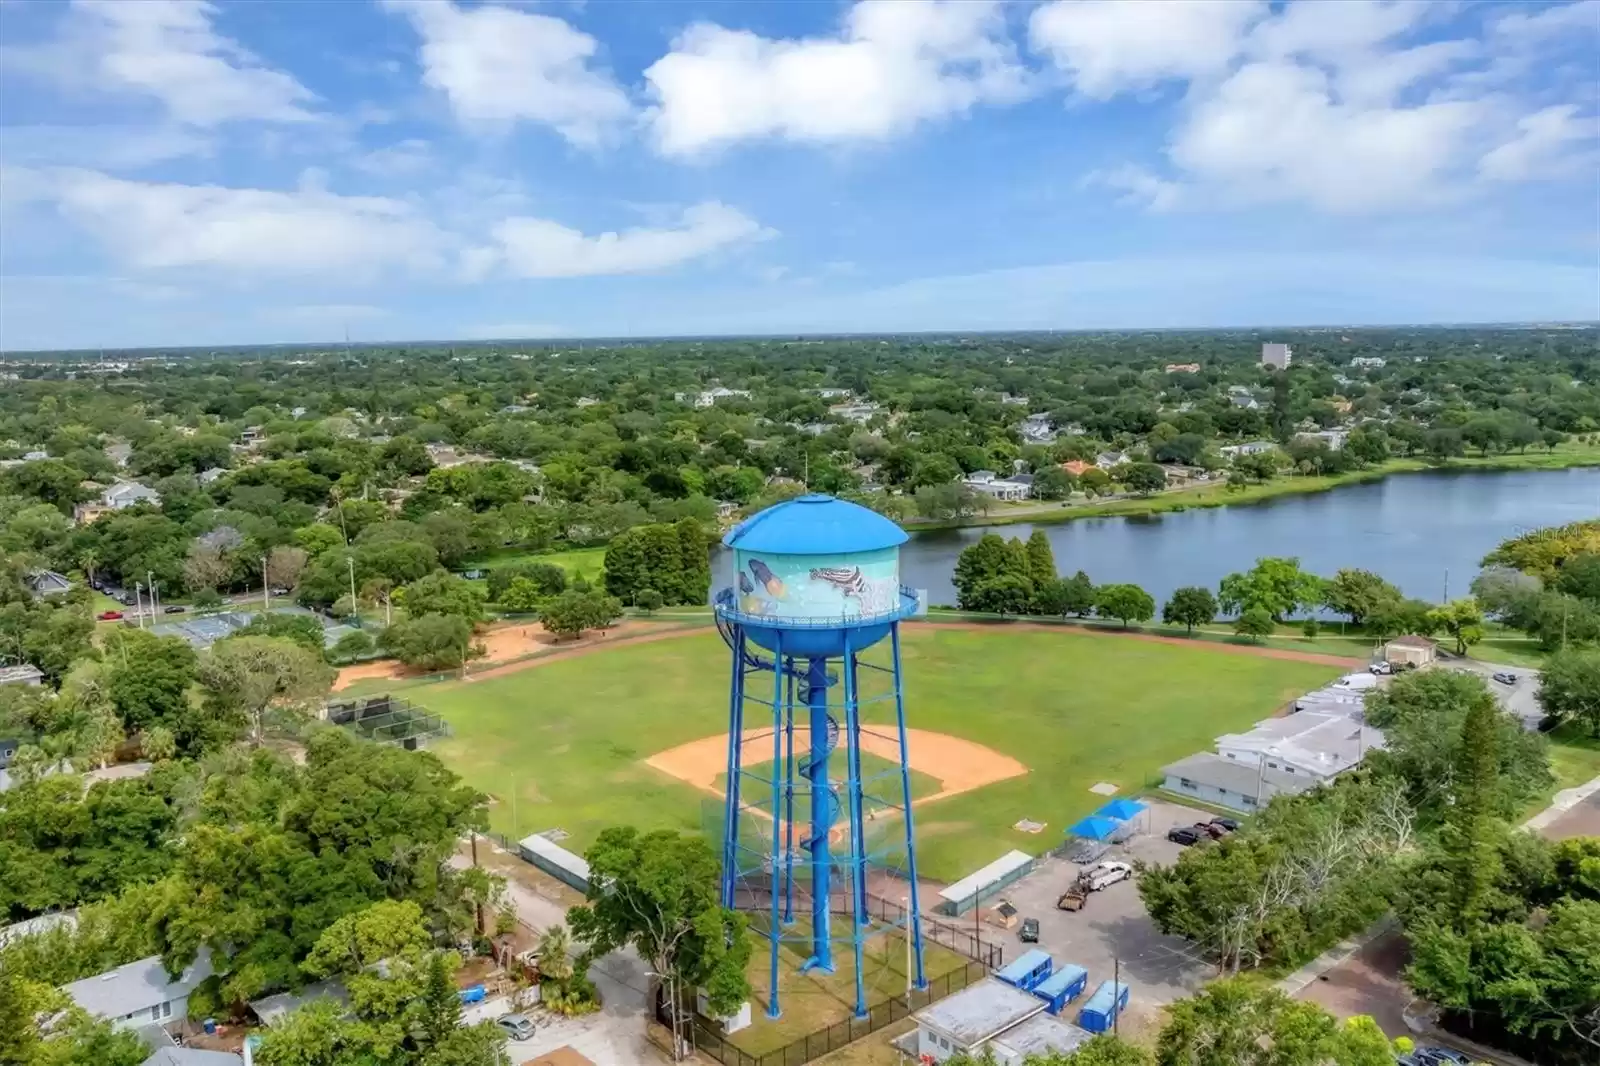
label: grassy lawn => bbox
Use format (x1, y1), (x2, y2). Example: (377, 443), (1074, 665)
(411, 627), (1340, 881)
(467, 545), (607, 580)
(728, 925), (969, 1057)
(1547, 724), (1600, 792)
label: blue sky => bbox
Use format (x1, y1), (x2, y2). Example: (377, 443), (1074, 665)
(0, 0), (1596, 350)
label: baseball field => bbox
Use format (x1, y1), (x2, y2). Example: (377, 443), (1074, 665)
(404, 624), (1346, 882)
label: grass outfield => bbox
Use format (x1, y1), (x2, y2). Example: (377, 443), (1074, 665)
(417, 627), (1341, 881)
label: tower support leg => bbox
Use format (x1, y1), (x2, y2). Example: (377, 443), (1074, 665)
(841, 636), (869, 1019)
(719, 628), (746, 909)
(891, 624), (928, 990)
(766, 632), (785, 1018)
(783, 663), (796, 926)
(802, 656), (834, 974)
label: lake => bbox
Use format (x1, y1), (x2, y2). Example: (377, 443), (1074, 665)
(713, 468), (1600, 609)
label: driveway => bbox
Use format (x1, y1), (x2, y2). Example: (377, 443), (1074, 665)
(992, 800), (1222, 1032)
(448, 847), (672, 1065)
(1443, 659), (1542, 729)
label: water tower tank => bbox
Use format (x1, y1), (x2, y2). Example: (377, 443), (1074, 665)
(722, 493), (915, 657)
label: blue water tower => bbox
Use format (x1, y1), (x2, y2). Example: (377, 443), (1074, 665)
(714, 494), (927, 1019)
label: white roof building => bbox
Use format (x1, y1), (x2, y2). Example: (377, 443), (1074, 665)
(914, 978), (1044, 1064)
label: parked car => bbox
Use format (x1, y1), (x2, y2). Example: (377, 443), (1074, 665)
(1019, 916), (1040, 942)
(1413, 1049), (1472, 1066)
(1194, 822), (1229, 840)
(96, 610), (123, 621)
(116, 592), (134, 606)
(1491, 671), (1517, 685)
(1209, 817), (1240, 833)
(163, 604), (185, 614)
(1369, 661), (1393, 675)
(270, 587), (291, 596)
(496, 1014), (536, 1041)
(1079, 861), (1133, 891)
(1167, 826), (1203, 846)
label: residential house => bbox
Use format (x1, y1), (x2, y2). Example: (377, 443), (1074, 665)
(1158, 465), (1206, 486)
(1017, 414), (1056, 444)
(1164, 363), (1201, 374)
(1294, 429), (1349, 450)
(998, 393), (1029, 406)
(1094, 451), (1128, 470)
(1350, 356), (1387, 369)
(1218, 441), (1276, 459)
(1261, 342), (1293, 370)
(249, 980), (350, 1026)
(141, 1050), (244, 1066)
(1228, 393), (1262, 410)
(1384, 635), (1437, 668)
(291, 406), (308, 419)
(105, 442), (133, 468)
(674, 387), (751, 408)
(62, 950), (215, 1030)
(0, 738), (17, 767)
(808, 388), (854, 400)
(23, 450), (48, 461)
(0, 665), (44, 686)
(236, 426), (265, 447)
(25, 570), (72, 597)
(0, 910), (78, 948)
(963, 471), (1031, 502)
(829, 402), (883, 425)
(424, 444), (494, 468)
(575, 397), (600, 407)
(1060, 460), (1093, 477)
(196, 467), (226, 486)
(914, 978), (1046, 1063)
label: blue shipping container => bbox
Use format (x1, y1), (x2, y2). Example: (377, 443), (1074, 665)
(1032, 963), (1089, 1015)
(996, 949), (1053, 992)
(1077, 980), (1130, 1033)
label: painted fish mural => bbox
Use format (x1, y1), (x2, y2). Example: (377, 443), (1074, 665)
(738, 571), (766, 614)
(810, 566), (897, 614)
(748, 558), (787, 599)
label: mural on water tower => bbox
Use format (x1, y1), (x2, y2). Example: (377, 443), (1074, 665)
(734, 546), (900, 619)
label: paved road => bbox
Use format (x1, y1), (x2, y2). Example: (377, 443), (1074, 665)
(1443, 658), (1542, 729)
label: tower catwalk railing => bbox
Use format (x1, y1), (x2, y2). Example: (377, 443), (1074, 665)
(714, 589), (928, 1021)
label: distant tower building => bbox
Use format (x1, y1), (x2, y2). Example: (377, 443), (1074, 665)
(1261, 343), (1292, 370)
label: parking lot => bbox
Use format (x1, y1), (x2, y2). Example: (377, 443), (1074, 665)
(1442, 659), (1542, 729)
(991, 799), (1221, 1030)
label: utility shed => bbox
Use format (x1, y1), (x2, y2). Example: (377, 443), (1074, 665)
(937, 849), (1035, 916)
(518, 833), (591, 893)
(913, 977), (1044, 1063)
(988, 1013), (1095, 1066)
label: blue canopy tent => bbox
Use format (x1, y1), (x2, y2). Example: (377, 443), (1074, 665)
(1095, 798), (1147, 821)
(1066, 815), (1120, 842)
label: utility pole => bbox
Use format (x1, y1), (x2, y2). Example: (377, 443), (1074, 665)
(1113, 956), (1120, 1037)
(347, 556), (358, 625)
(263, 557), (271, 612)
(134, 582), (144, 628)
(147, 570), (157, 615)
(1442, 568), (1450, 604)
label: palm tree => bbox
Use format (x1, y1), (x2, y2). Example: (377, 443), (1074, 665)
(75, 545), (100, 587)
(537, 923), (574, 986)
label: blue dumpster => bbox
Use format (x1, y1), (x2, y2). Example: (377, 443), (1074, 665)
(1032, 963), (1089, 1015)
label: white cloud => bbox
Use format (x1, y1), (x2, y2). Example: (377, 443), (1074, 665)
(0, 124), (212, 170)
(1048, 0), (1590, 213)
(1170, 62), (1484, 213)
(1082, 164), (1183, 212)
(351, 138), (435, 177)
(1480, 105), (1599, 181)
(644, 0), (1028, 156)
(1028, 0), (1265, 98)
(484, 202), (772, 278)
(1, 0), (318, 126)
(39, 169), (447, 277)
(380, 0), (630, 146)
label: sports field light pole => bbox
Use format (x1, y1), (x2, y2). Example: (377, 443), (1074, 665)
(147, 570), (158, 615)
(134, 582), (144, 628)
(262, 556), (271, 611)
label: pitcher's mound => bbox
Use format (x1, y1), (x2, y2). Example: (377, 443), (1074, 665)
(646, 727), (1026, 808)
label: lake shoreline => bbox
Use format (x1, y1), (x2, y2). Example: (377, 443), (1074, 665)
(902, 446), (1600, 534)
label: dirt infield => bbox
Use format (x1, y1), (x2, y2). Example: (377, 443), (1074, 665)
(645, 726), (1028, 809)
(332, 619), (700, 691)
